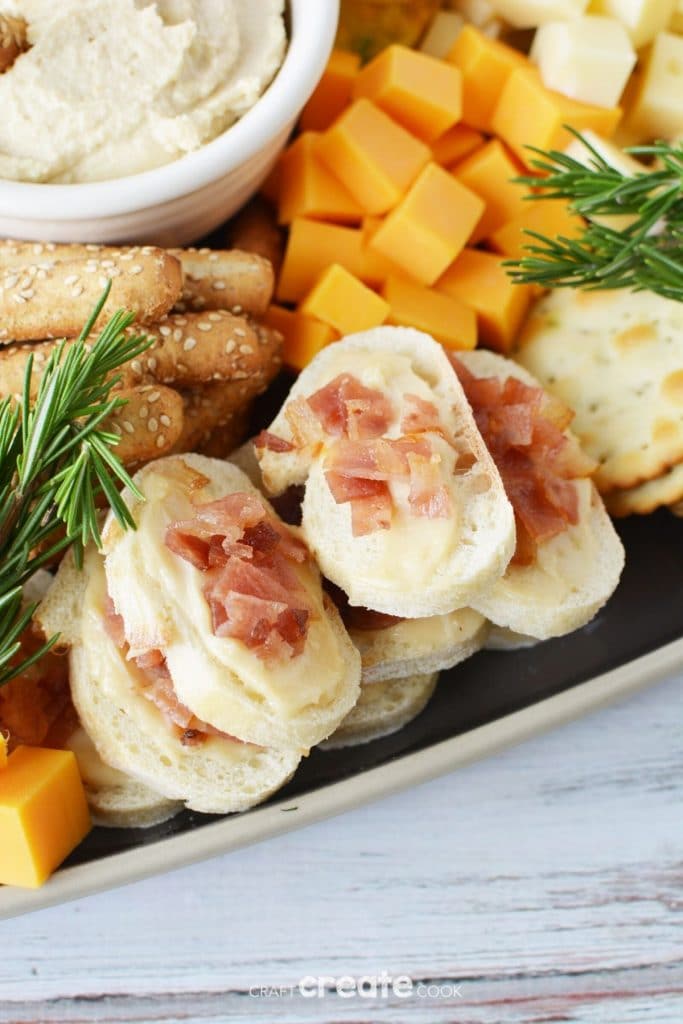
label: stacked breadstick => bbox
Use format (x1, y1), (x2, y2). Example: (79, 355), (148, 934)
(0, 238), (284, 468)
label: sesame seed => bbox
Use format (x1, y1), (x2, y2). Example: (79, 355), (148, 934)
(239, 344), (253, 355)
(3, 274), (18, 289)
(159, 325), (171, 337)
(174, 317), (188, 326)
(183, 337), (197, 352)
(101, 259), (115, 269)
(156, 434), (166, 448)
(212, 280), (226, 290)
(120, 252), (134, 261)
(139, 405), (148, 419)
(199, 247), (210, 254)
(131, 360), (142, 375)
(232, 304), (243, 315)
(12, 293), (26, 304)
(20, 289), (34, 300)
(160, 414), (171, 427)
(147, 418), (158, 432)
(208, 252), (219, 261)
(147, 391), (160, 403)
(71, 285), (84, 298)
(208, 312), (221, 322)
(64, 274), (79, 286)
(198, 322), (212, 332)
(122, 420), (134, 434)
(85, 244), (99, 252)
(147, 357), (158, 371)
(173, 328), (183, 342)
(225, 340), (236, 354)
(234, 327), (247, 338)
(130, 264), (143, 275)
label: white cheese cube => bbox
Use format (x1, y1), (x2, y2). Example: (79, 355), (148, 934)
(625, 31), (683, 139)
(451, 0), (499, 27)
(531, 16), (636, 107)
(485, 0), (588, 28)
(563, 131), (648, 230)
(589, 0), (676, 48)
(420, 11), (465, 58)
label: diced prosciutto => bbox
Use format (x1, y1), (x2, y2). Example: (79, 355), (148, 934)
(401, 393), (442, 435)
(165, 492), (312, 662)
(253, 430), (295, 453)
(306, 374), (394, 440)
(324, 581), (403, 632)
(450, 356), (597, 564)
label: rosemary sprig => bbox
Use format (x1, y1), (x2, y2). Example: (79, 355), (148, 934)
(0, 285), (152, 687)
(506, 130), (683, 302)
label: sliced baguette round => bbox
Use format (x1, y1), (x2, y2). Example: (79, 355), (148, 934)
(352, 607), (487, 684)
(257, 327), (515, 618)
(102, 454), (361, 752)
(44, 548), (301, 816)
(65, 720), (182, 829)
(320, 672), (439, 750)
(458, 350), (625, 641)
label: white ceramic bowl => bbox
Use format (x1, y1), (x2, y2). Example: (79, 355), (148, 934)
(0, 0), (339, 246)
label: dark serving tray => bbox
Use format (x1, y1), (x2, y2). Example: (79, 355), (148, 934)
(2, 454), (682, 917)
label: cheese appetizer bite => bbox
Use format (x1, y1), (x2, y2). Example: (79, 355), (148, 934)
(39, 547), (302, 815)
(255, 327), (515, 618)
(450, 350), (625, 641)
(321, 673), (440, 750)
(101, 454), (361, 753)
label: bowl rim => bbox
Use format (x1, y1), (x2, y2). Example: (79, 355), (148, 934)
(0, 0), (339, 221)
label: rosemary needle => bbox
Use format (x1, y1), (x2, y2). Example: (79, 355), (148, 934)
(0, 285), (153, 687)
(505, 129), (683, 303)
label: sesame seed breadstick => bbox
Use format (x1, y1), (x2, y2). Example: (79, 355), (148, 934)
(120, 311), (282, 389)
(0, 316), (282, 401)
(226, 196), (284, 276)
(173, 385), (247, 453)
(169, 247), (274, 315)
(0, 248), (182, 342)
(0, 15), (26, 74)
(106, 385), (184, 466)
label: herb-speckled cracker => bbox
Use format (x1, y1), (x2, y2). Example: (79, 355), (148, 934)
(515, 288), (683, 493)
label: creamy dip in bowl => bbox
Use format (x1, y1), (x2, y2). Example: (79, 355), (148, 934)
(0, 0), (338, 243)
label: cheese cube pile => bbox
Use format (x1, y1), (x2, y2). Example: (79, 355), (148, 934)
(265, 10), (683, 370)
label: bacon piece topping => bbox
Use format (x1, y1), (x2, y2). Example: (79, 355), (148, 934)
(165, 492), (312, 662)
(450, 356), (597, 564)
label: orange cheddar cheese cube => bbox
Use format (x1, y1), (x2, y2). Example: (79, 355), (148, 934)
(382, 274), (477, 350)
(360, 215), (408, 287)
(432, 123), (484, 168)
(277, 133), (364, 225)
(490, 197), (584, 262)
(492, 68), (621, 169)
(454, 139), (529, 244)
(316, 99), (431, 215)
(263, 304), (338, 371)
(277, 219), (366, 303)
(438, 249), (533, 353)
(369, 162), (485, 285)
(447, 26), (528, 133)
(299, 49), (360, 133)
(352, 44), (463, 143)
(301, 264), (390, 336)
(0, 746), (91, 888)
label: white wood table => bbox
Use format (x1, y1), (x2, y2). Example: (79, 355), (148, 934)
(1, 672), (681, 1024)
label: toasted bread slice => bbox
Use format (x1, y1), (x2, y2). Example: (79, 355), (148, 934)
(40, 549), (301, 815)
(459, 350), (625, 640)
(352, 608), (487, 684)
(101, 454), (361, 752)
(64, 722), (182, 829)
(320, 672), (439, 749)
(257, 327), (515, 618)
